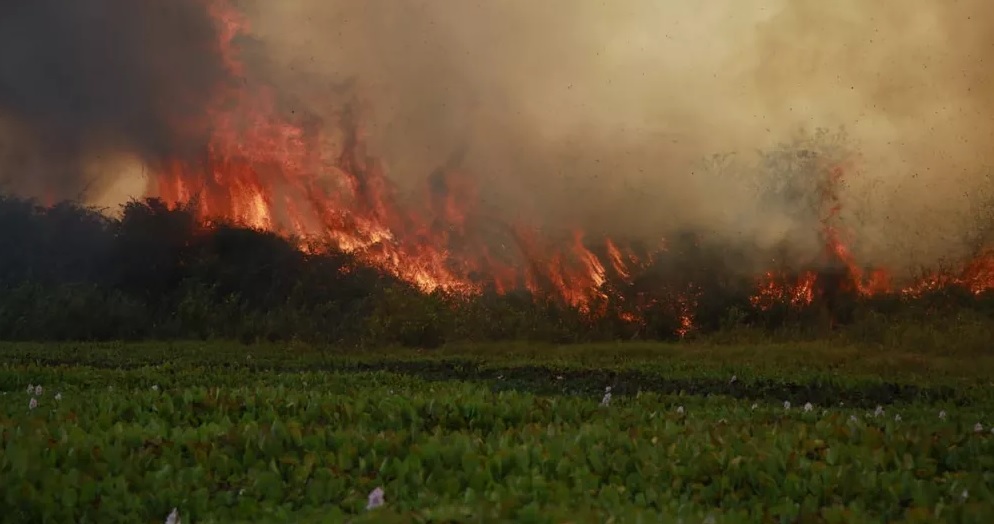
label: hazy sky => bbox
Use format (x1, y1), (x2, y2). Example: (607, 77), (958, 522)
(1, 0), (992, 272)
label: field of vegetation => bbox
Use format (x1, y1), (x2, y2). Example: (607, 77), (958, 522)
(3, 341), (994, 523)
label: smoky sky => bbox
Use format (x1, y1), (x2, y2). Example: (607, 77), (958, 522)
(0, 0), (230, 197)
(240, 0), (994, 272)
(1, 0), (993, 275)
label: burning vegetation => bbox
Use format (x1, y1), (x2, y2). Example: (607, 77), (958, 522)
(157, 1), (994, 333)
(1, 0), (993, 346)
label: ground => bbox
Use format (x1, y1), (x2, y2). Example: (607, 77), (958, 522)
(2, 341), (993, 523)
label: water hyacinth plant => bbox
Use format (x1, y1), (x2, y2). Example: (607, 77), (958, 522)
(600, 386), (612, 407)
(1, 341), (992, 521)
(366, 487), (385, 510)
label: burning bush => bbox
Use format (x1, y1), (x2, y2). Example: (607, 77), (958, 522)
(1, 1), (993, 348)
(0, 194), (993, 348)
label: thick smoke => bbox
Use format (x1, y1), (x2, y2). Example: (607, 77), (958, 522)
(239, 1), (766, 239)
(748, 0), (994, 269)
(0, 0), (230, 202)
(2, 0), (993, 275)
(239, 0), (994, 273)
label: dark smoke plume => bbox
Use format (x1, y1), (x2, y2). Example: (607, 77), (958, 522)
(0, 0), (229, 199)
(2, 0), (993, 278)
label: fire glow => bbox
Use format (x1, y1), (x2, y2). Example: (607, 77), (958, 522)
(147, 0), (994, 336)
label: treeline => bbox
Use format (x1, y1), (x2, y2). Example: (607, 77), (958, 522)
(0, 195), (992, 349)
(0, 196), (592, 346)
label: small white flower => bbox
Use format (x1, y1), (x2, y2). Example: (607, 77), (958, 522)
(152, 385), (159, 392)
(822, 410), (828, 416)
(838, 402), (844, 407)
(961, 489), (969, 501)
(55, 392), (62, 401)
(165, 507), (180, 524)
(676, 406), (685, 415)
(939, 410), (947, 420)
(26, 384), (33, 394)
(238, 489), (245, 496)
(783, 401), (791, 410)
(600, 392), (612, 407)
(729, 375), (737, 384)
(874, 406), (884, 418)
(556, 375), (563, 380)
(29, 398), (37, 410)
(894, 414), (901, 422)
(803, 402), (813, 413)
(367, 487), (385, 510)
(751, 403), (758, 410)
(974, 422), (983, 433)
(605, 386), (612, 393)
(34, 385), (43, 396)
(849, 415), (858, 423)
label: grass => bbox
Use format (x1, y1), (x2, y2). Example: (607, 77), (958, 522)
(6, 338), (994, 378)
(2, 340), (993, 522)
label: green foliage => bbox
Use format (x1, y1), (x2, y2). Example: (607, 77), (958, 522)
(364, 287), (450, 349)
(2, 342), (994, 522)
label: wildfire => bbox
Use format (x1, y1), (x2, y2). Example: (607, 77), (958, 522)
(141, 0), (994, 336)
(751, 271), (817, 310)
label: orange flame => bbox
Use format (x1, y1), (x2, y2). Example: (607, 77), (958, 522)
(140, 0), (994, 333)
